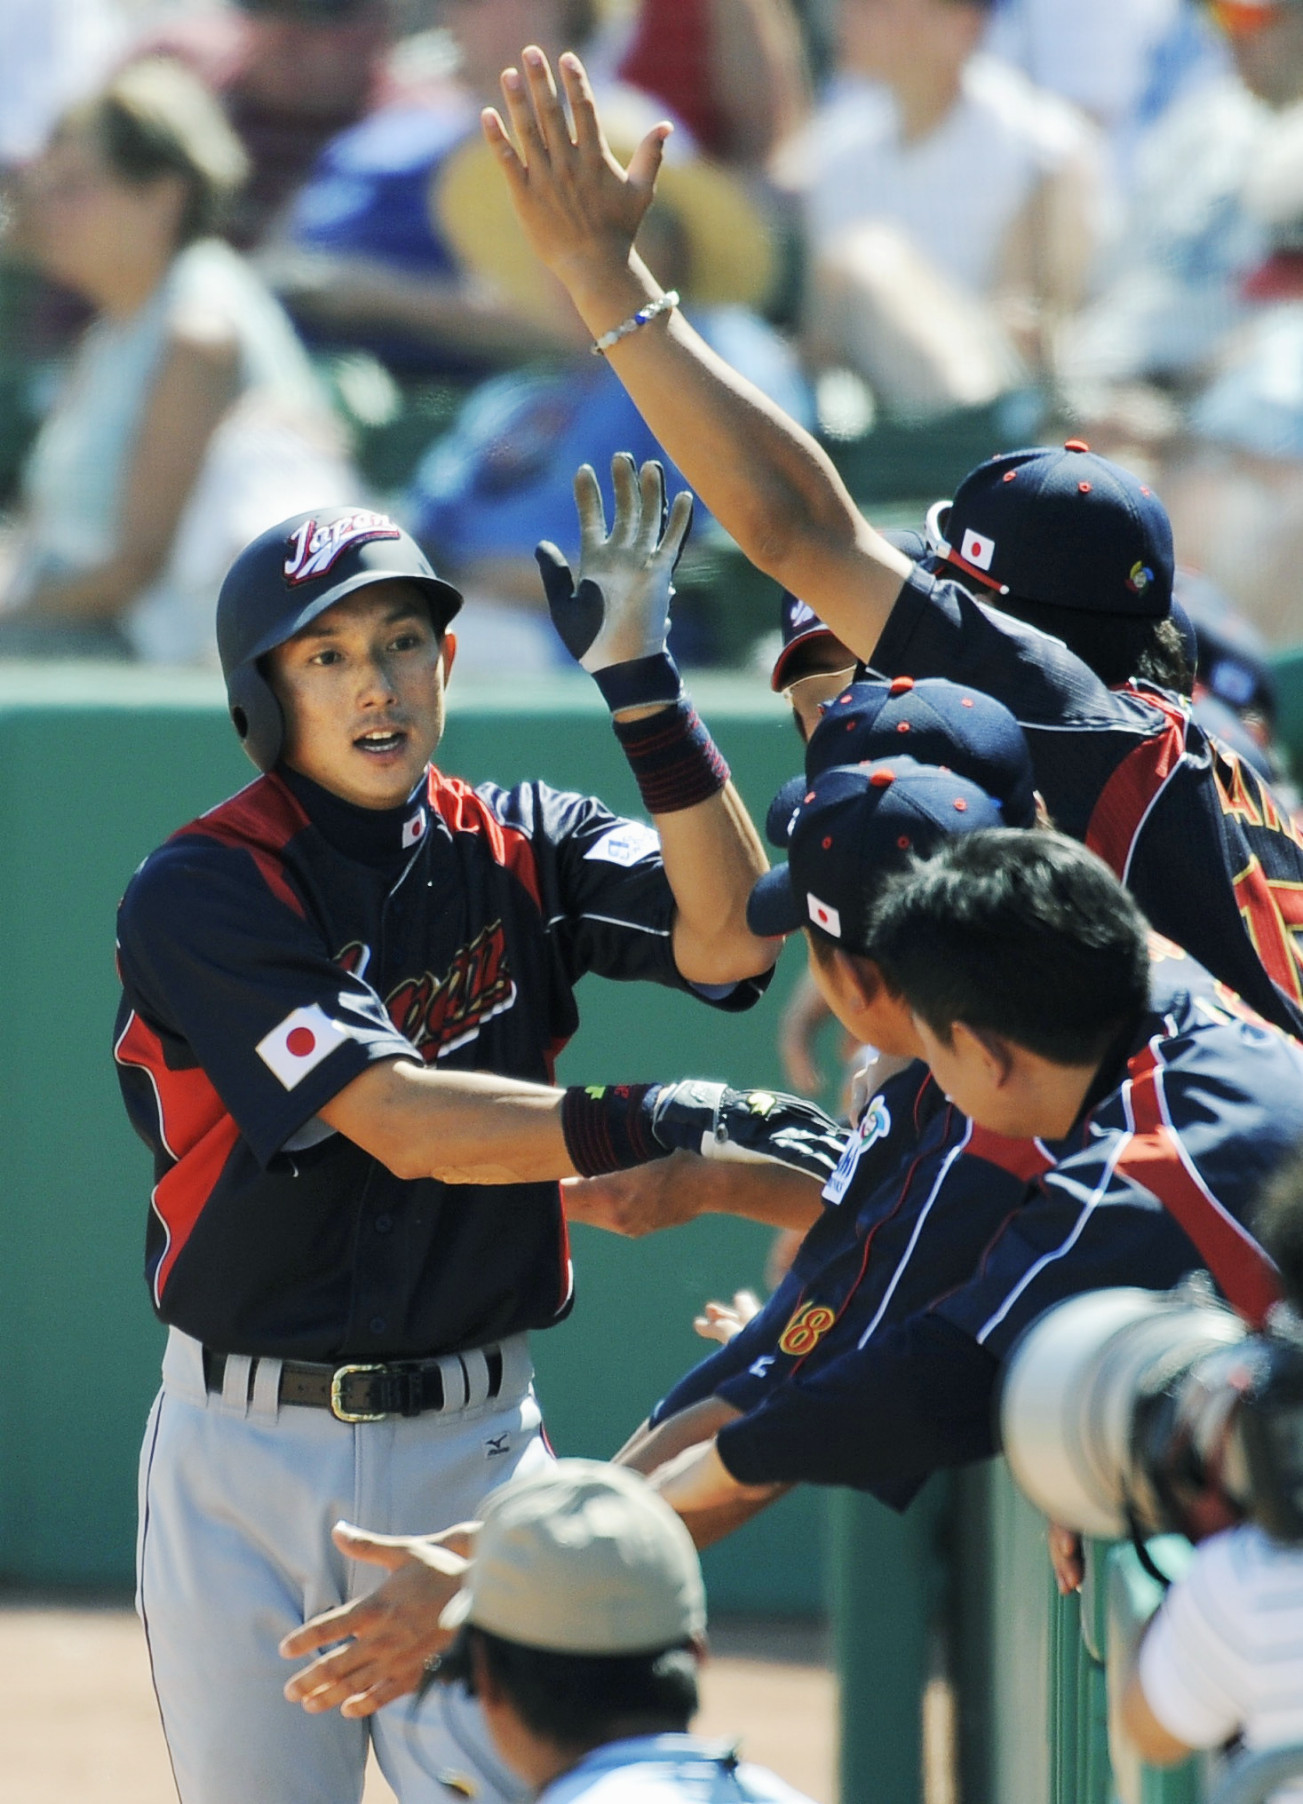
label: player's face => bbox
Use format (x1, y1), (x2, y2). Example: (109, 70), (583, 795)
(912, 1017), (1087, 1139)
(804, 934), (923, 1057)
(269, 582), (455, 810)
(781, 638), (857, 742)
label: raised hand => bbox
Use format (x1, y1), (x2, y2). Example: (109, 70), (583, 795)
(482, 48), (671, 286)
(537, 455), (693, 678)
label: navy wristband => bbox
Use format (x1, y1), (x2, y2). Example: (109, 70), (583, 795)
(593, 651), (683, 713)
(561, 1083), (669, 1176)
(612, 699), (731, 815)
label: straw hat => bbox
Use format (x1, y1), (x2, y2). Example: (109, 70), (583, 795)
(433, 87), (779, 325)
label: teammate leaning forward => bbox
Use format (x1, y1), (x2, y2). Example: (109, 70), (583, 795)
(113, 489), (776, 1804)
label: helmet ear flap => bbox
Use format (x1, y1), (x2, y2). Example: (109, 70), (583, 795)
(226, 661), (284, 772)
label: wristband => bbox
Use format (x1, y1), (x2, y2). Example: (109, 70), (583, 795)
(593, 651), (683, 713)
(612, 699), (731, 815)
(561, 1083), (669, 1177)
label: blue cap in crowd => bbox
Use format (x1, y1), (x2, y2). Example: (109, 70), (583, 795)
(1176, 569), (1277, 721)
(748, 758), (1004, 951)
(930, 442), (1174, 619)
(766, 676), (1037, 841)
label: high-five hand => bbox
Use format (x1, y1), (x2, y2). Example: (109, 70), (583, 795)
(537, 455), (693, 680)
(482, 48), (670, 288)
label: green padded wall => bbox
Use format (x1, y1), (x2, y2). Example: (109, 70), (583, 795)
(0, 666), (829, 1612)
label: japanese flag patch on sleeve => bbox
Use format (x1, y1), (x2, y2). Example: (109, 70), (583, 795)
(256, 1004), (351, 1090)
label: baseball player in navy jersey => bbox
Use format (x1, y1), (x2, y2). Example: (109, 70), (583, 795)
(485, 50), (1303, 1038)
(113, 470), (784, 1804)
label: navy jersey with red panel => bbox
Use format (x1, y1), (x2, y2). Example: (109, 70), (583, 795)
(872, 568), (1303, 1036)
(647, 1060), (1049, 1461)
(114, 762), (763, 1363)
(711, 944), (1303, 1502)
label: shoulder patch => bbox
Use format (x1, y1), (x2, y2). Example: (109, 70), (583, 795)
(823, 1093), (892, 1206)
(583, 822), (661, 867)
(256, 1005), (350, 1089)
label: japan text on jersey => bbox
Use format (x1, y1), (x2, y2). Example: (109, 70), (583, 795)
(113, 765), (763, 1362)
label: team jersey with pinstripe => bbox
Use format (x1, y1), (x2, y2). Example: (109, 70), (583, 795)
(113, 762), (764, 1362)
(873, 568), (1303, 1037)
(649, 1060), (1049, 1432)
(704, 946), (1303, 1501)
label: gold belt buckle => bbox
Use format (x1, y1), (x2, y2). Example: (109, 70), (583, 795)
(330, 1362), (388, 1422)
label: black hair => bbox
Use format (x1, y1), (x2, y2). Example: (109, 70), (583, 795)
(867, 830), (1150, 1065)
(1255, 1147), (1303, 1310)
(435, 1626), (698, 1749)
(947, 571), (1193, 694)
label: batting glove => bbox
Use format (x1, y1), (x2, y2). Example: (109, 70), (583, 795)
(536, 454), (694, 711)
(648, 1080), (847, 1181)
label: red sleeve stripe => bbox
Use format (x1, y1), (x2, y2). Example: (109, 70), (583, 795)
(427, 768), (542, 911)
(1086, 697), (1187, 883)
(175, 774), (310, 919)
(1117, 1043), (1282, 1328)
(115, 1010), (239, 1304)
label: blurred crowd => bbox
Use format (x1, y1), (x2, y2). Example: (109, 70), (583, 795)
(6, 0), (1303, 669)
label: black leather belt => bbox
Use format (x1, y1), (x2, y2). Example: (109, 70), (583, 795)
(203, 1345), (505, 1423)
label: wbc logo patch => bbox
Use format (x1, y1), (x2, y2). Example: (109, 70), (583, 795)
(283, 511), (402, 586)
(256, 1004), (350, 1089)
(807, 892), (841, 937)
(960, 527), (996, 572)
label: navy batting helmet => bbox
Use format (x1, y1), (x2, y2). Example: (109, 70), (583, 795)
(217, 506), (463, 772)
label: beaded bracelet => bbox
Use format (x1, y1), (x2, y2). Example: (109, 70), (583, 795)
(590, 290), (680, 357)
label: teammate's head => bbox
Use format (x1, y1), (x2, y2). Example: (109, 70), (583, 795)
(749, 758), (1005, 1055)
(770, 592), (856, 741)
(786, 675), (1040, 828)
(867, 832), (1151, 1136)
(928, 443), (1191, 692)
(431, 1462), (705, 1778)
(217, 507), (463, 785)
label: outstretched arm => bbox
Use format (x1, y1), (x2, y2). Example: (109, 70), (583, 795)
(562, 1151), (825, 1238)
(541, 456), (775, 985)
(483, 49), (911, 661)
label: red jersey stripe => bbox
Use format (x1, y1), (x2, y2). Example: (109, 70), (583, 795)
(427, 767), (542, 910)
(176, 774), (310, 919)
(1118, 1044), (1282, 1327)
(1086, 690), (1187, 881)
(115, 1011), (239, 1303)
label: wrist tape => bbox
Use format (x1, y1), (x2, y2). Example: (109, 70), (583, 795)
(612, 699), (731, 815)
(561, 1083), (669, 1176)
(593, 650), (683, 713)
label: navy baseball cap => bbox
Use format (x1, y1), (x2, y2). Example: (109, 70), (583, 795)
(770, 591), (836, 692)
(748, 757), (1005, 950)
(931, 442), (1174, 618)
(767, 675), (1037, 839)
(769, 529), (930, 692)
